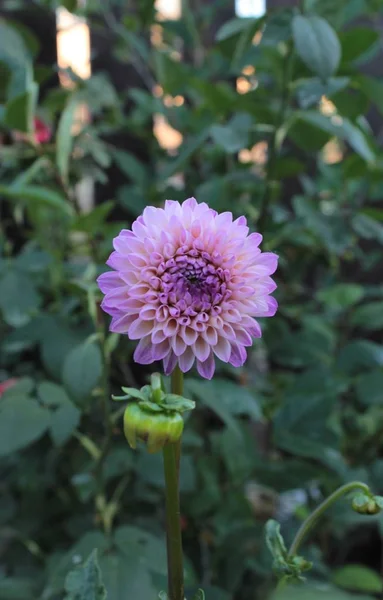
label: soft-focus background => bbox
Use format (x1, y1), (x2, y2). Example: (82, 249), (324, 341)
(1, 0), (383, 599)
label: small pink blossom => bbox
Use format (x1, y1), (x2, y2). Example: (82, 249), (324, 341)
(34, 118), (51, 144)
(98, 198), (278, 379)
(0, 378), (17, 397)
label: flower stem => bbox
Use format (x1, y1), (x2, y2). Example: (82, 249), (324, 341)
(288, 481), (370, 557)
(163, 366), (184, 600)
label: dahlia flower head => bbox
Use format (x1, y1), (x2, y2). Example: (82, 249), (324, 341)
(98, 198), (278, 379)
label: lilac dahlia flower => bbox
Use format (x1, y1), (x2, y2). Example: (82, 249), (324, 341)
(97, 197), (278, 379)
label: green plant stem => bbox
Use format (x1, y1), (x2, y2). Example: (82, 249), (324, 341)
(163, 366), (184, 600)
(288, 481), (370, 557)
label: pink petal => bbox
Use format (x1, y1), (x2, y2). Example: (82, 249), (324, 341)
(202, 326), (218, 346)
(134, 336), (154, 364)
(193, 337), (210, 362)
(110, 314), (136, 333)
(229, 343), (247, 367)
(97, 271), (123, 293)
(180, 325), (198, 345)
(178, 347), (195, 373)
(128, 318), (154, 340)
(163, 350), (177, 375)
(213, 336), (231, 362)
(171, 335), (187, 357)
(196, 352), (215, 379)
(152, 340), (170, 360)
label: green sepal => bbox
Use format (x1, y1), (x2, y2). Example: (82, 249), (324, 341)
(138, 400), (164, 413)
(265, 520), (312, 583)
(111, 394), (130, 401)
(163, 394), (196, 412)
(151, 372), (163, 403)
(120, 387), (147, 401)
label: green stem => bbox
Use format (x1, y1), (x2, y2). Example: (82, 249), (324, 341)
(163, 367), (184, 600)
(288, 481), (370, 557)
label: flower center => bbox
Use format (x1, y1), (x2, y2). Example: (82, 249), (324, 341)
(156, 249), (232, 317)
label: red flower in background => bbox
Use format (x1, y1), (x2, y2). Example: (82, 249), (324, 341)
(0, 379), (17, 397)
(34, 117), (51, 144)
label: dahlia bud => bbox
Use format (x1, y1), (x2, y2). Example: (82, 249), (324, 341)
(352, 492), (383, 515)
(123, 403), (184, 453)
(113, 373), (195, 453)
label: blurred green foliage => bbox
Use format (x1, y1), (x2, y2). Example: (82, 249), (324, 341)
(1, 0), (383, 598)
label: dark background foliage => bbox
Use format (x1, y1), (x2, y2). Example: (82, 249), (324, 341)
(1, 0), (383, 598)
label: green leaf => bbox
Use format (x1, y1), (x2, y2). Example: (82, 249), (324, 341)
(64, 549), (107, 600)
(337, 340), (383, 374)
(4, 82), (38, 134)
(351, 302), (383, 331)
(40, 317), (85, 379)
(38, 381), (72, 407)
(50, 402), (81, 446)
(160, 128), (210, 180)
(0, 185), (73, 216)
(99, 551), (156, 600)
(114, 525), (167, 575)
(186, 379), (261, 437)
(210, 113), (252, 154)
(356, 370), (383, 405)
(216, 17), (260, 41)
(356, 75), (383, 118)
(0, 577), (37, 600)
(332, 564), (382, 593)
(340, 27), (380, 64)
(273, 368), (339, 460)
(0, 19), (32, 98)
(317, 284), (364, 309)
(265, 520), (312, 582)
(274, 583), (372, 600)
(295, 77), (349, 109)
(62, 342), (102, 403)
(352, 214), (383, 244)
(0, 396), (50, 456)
(292, 14), (341, 80)
(56, 98), (79, 185)
(294, 112), (375, 162)
(111, 149), (148, 188)
(0, 270), (41, 327)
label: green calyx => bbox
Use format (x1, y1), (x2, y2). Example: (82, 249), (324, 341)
(112, 373), (195, 453)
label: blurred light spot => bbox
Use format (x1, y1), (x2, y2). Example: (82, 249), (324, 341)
(153, 84), (164, 97)
(242, 65), (255, 76)
(154, 114), (183, 152)
(237, 77), (252, 94)
(173, 95), (184, 106)
(323, 140), (343, 164)
(320, 96), (336, 116)
(235, 0), (266, 18)
(151, 23), (164, 47)
(56, 7), (91, 86)
(156, 0), (181, 19)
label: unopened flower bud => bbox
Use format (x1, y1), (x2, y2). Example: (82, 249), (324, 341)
(123, 403), (184, 453)
(352, 492), (383, 515)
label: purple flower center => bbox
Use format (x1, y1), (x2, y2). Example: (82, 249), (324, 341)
(156, 249), (232, 317)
